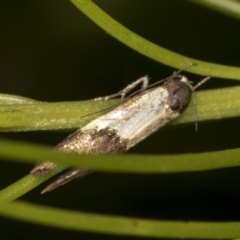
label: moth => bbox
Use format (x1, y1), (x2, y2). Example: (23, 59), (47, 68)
(31, 64), (210, 193)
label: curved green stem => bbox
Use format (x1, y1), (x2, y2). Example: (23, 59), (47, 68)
(1, 138), (240, 201)
(0, 201), (240, 239)
(0, 165), (64, 201)
(1, 85), (240, 131)
(0, 95), (117, 131)
(70, 0), (240, 79)
(189, 0), (240, 20)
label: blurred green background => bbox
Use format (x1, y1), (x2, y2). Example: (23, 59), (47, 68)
(1, 0), (240, 239)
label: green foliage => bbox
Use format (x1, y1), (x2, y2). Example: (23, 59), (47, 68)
(1, 0), (240, 239)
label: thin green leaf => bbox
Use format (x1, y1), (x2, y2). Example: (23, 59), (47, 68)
(70, 0), (240, 79)
(0, 201), (240, 239)
(189, 0), (240, 20)
(173, 85), (240, 124)
(0, 96), (117, 131)
(2, 138), (240, 173)
(1, 85), (240, 131)
(0, 94), (37, 105)
(0, 166), (64, 201)
(1, 138), (240, 200)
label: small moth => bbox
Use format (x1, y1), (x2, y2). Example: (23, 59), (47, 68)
(31, 64), (210, 193)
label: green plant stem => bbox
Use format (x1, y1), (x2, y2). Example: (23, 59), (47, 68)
(1, 139), (240, 201)
(0, 97), (117, 131)
(1, 85), (240, 131)
(0, 165), (65, 201)
(0, 201), (240, 239)
(190, 0), (240, 20)
(70, 0), (240, 79)
(2, 139), (240, 174)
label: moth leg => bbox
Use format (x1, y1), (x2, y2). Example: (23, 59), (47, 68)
(94, 75), (150, 101)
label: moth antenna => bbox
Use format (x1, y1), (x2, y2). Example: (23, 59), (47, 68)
(174, 63), (197, 75)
